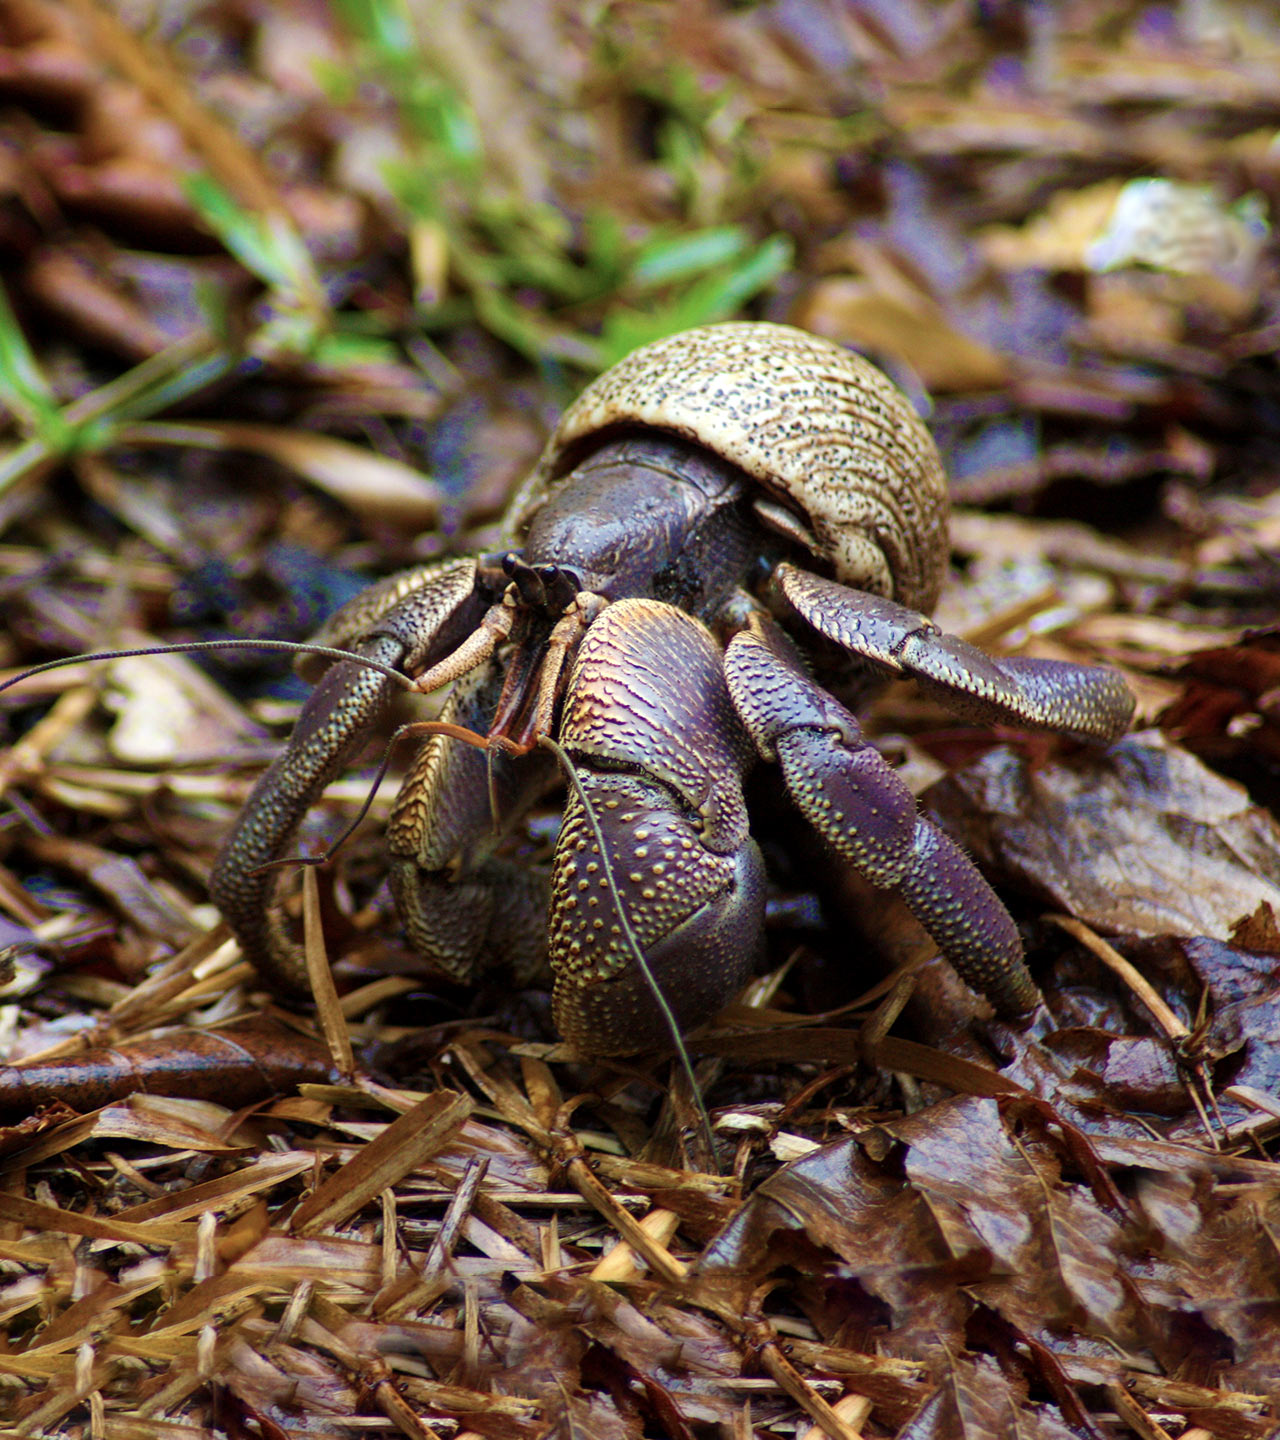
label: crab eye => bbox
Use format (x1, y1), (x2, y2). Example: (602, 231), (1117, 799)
(538, 564), (584, 612)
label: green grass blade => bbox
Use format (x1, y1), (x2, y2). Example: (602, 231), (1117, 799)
(0, 282), (73, 447)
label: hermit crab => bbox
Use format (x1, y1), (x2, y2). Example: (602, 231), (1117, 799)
(208, 323), (1135, 1056)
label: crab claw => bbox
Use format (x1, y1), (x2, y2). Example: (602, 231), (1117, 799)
(549, 598), (765, 1056)
(550, 773), (765, 1055)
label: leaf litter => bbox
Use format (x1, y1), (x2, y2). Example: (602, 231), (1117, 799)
(1, 1), (1280, 1436)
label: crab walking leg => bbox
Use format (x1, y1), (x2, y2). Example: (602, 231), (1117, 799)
(294, 559), (491, 681)
(549, 599), (766, 1056)
(895, 814), (1038, 1014)
(387, 661), (557, 988)
(209, 558), (488, 996)
(775, 564), (1135, 742)
(724, 615), (1036, 1017)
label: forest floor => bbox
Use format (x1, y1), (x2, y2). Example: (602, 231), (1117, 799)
(0, 2), (1279, 1437)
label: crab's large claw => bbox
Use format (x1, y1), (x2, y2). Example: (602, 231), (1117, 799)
(209, 558), (490, 996)
(725, 615), (1036, 1017)
(775, 564), (1135, 742)
(550, 599), (765, 1056)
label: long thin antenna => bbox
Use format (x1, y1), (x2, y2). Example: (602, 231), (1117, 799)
(0, 640), (415, 697)
(248, 713), (509, 879)
(247, 725), (419, 878)
(538, 733), (720, 1174)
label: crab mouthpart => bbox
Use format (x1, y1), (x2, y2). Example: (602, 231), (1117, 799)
(486, 588), (609, 756)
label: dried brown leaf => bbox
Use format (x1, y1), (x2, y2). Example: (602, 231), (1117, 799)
(897, 1354), (1080, 1440)
(887, 1099), (1145, 1347)
(122, 421), (443, 526)
(0, 1021), (338, 1118)
(289, 1089), (472, 1235)
(695, 1133), (967, 1348)
(926, 731), (1280, 942)
(796, 280), (1008, 390)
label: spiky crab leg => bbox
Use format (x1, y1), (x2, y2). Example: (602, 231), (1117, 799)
(724, 613), (1036, 1016)
(208, 558), (491, 995)
(775, 564), (1135, 742)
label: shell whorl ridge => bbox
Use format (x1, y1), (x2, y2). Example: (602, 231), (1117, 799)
(510, 322), (949, 611)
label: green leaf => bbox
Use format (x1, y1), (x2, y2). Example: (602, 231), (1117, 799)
(596, 234), (793, 368)
(308, 332), (402, 369)
(629, 227), (753, 289)
(0, 282), (72, 448)
(676, 233), (793, 317)
(0, 335), (238, 497)
(182, 174), (317, 300)
(331, 0), (414, 58)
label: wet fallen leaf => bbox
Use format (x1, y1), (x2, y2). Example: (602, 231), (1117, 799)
(925, 730), (1280, 941)
(896, 1354), (1079, 1440)
(699, 1092), (1280, 1406)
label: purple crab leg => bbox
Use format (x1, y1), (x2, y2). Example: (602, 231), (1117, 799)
(724, 614), (1036, 1016)
(776, 564), (1135, 742)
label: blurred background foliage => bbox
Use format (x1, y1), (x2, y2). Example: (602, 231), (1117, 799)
(3, 0), (1280, 517)
(4, 0), (1280, 553)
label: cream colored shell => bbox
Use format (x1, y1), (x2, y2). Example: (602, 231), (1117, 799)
(507, 321), (949, 611)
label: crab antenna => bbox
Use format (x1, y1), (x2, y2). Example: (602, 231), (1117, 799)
(537, 733), (720, 1173)
(486, 745), (503, 840)
(0, 639), (417, 698)
(3, 638), (720, 1158)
